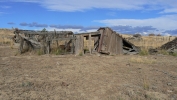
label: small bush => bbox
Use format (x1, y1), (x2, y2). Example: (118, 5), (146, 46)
(148, 33), (155, 36)
(79, 51), (83, 56)
(139, 48), (149, 56)
(156, 34), (161, 36)
(37, 49), (44, 55)
(169, 52), (177, 56)
(133, 33), (141, 38)
(143, 75), (150, 90)
(84, 48), (89, 54)
(158, 50), (169, 55)
(21, 81), (33, 87)
(3, 41), (11, 44)
(51, 47), (65, 55)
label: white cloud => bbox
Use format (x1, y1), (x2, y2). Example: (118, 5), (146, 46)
(164, 33), (171, 36)
(0, 6), (11, 9)
(6, 0), (177, 12)
(160, 8), (177, 13)
(12, 0), (40, 3)
(95, 14), (177, 31)
(0, 12), (4, 15)
(34, 27), (85, 33)
(85, 29), (98, 32)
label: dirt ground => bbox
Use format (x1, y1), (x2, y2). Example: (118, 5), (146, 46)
(0, 45), (177, 100)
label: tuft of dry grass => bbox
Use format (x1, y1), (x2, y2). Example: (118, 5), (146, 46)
(0, 37), (12, 44)
(139, 48), (149, 56)
(130, 57), (156, 64)
(0, 29), (14, 46)
(143, 75), (150, 90)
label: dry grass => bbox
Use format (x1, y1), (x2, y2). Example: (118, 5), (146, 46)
(130, 57), (156, 64)
(139, 48), (149, 56)
(0, 29), (14, 46)
(0, 46), (177, 100)
(121, 34), (176, 49)
(142, 75), (150, 90)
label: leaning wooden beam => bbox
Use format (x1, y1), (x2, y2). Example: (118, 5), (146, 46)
(19, 34), (41, 45)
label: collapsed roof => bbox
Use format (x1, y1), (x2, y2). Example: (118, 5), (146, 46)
(160, 37), (177, 53)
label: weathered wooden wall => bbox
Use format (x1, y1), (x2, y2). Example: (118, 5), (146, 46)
(14, 28), (138, 55)
(98, 27), (123, 55)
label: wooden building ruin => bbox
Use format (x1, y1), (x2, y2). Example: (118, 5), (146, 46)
(13, 27), (138, 55)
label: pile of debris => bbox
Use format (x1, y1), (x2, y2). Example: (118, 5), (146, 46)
(160, 37), (177, 53)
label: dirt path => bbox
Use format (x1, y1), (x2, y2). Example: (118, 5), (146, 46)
(0, 46), (177, 100)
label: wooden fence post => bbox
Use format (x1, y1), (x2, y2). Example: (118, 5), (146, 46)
(75, 35), (84, 55)
(89, 34), (92, 54)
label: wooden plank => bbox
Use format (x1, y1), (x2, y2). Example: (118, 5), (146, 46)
(46, 41), (50, 54)
(71, 35), (75, 54)
(108, 32), (113, 54)
(75, 35), (84, 55)
(116, 34), (118, 54)
(52, 37), (76, 41)
(117, 35), (123, 55)
(19, 36), (24, 54)
(89, 34), (92, 54)
(19, 34), (41, 45)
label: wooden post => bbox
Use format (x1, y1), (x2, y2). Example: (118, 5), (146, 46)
(46, 41), (50, 54)
(75, 35), (84, 55)
(64, 41), (67, 54)
(54, 29), (59, 48)
(89, 34), (92, 54)
(71, 35), (74, 54)
(19, 36), (24, 54)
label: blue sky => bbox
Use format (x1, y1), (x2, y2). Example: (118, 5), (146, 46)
(0, 0), (177, 35)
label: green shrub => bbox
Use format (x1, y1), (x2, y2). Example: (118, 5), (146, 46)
(158, 49), (169, 55)
(21, 81), (33, 87)
(169, 52), (177, 56)
(139, 48), (149, 56)
(51, 47), (65, 55)
(37, 49), (44, 55)
(79, 51), (83, 56)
